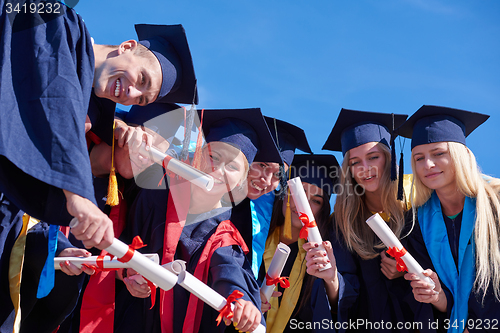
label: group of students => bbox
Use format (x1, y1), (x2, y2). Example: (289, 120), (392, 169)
(1, 2), (499, 333)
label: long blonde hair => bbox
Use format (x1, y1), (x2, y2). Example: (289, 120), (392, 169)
(334, 143), (407, 259)
(411, 142), (500, 301)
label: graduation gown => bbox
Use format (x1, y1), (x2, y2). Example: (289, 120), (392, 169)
(330, 217), (430, 333)
(405, 205), (500, 333)
(115, 170), (263, 333)
(0, 0), (96, 224)
(19, 222), (85, 333)
(173, 209), (263, 333)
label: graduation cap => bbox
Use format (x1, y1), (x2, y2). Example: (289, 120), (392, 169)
(323, 108), (408, 200)
(125, 102), (184, 141)
(396, 105), (489, 149)
(290, 154), (340, 198)
(199, 108), (282, 165)
(264, 116), (312, 166)
(322, 108), (408, 156)
(135, 24), (198, 105)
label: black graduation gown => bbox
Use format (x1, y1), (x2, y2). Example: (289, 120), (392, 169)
(173, 209), (264, 333)
(0, 196), (24, 332)
(19, 222), (84, 333)
(0, 0), (96, 223)
(405, 212), (500, 333)
(230, 198), (253, 263)
(114, 170), (263, 333)
(330, 217), (426, 333)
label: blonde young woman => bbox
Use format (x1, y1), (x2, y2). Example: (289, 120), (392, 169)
(317, 109), (428, 333)
(398, 106), (500, 333)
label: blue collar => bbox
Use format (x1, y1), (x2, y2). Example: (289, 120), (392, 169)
(418, 192), (475, 333)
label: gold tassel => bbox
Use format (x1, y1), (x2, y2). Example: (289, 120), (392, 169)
(283, 166), (293, 240)
(106, 121), (119, 206)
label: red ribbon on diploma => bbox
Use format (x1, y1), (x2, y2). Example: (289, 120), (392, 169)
(299, 213), (317, 240)
(117, 236), (146, 263)
(265, 274), (290, 288)
(81, 254), (119, 272)
(386, 246), (408, 272)
(216, 290), (244, 326)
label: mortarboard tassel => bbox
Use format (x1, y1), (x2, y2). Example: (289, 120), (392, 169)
(283, 167), (292, 240)
(191, 108), (205, 169)
(106, 121), (119, 206)
(397, 151), (404, 201)
(390, 113), (397, 181)
(390, 135), (397, 181)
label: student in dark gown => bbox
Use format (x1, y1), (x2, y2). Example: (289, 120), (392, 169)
(398, 106), (500, 333)
(261, 154), (338, 333)
(230, 117), (312, 278)
(319, 109), (438, 332)
(116, 107), (282, 333)
(0, 7), (196, 328)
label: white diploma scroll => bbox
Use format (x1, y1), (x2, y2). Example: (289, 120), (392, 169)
(287, 177), (332, 270)
(177, 271), (266, 333)
(54, 253), (159, 270)
(260, 242), (290, 302)
(366, 213), (435, 288)
(104, 238), (178, 291)
(162, 260), (186, 275)
(139, 144), (214, 191)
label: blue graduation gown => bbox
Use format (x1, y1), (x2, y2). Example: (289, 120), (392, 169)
(0, 0), (96, 224)
(330, 217), (432, 333)
(173, 209), (264, 333)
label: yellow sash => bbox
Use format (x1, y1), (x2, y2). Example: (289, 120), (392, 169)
(9, 214), (39, 333)
(264, 227), (306, 333)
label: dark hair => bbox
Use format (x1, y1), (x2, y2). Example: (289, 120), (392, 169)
(268, 186), (332, 315)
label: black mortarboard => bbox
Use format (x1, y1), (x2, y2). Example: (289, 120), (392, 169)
(322, 108), (408, 156)
(87, 90), (116, 146)
(290, 154), (340, 198)
(125, 102), (184, 141)
(200, 109), (282, 165)
(396, 105), (489, 149)
(135, 24), (198, 104)
(264, 116), (312, 166)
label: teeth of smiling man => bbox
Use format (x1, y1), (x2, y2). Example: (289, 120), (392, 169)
(114, 79), (120, 97)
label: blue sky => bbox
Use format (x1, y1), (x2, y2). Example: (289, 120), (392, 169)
(78, 0), (500, 178)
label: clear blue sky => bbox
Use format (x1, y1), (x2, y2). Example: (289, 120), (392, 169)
(77, 0), (500, 178)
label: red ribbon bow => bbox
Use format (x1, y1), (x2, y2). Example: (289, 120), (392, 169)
(298, 213), (317, 240)
(386, 246), (408, 272)
(215, 290), (244, 326)
(81, 254), (119, 272)
(117, 236), (147, 263)
(265, 274), (290, 288)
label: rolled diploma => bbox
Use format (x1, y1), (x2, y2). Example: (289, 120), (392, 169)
(54, 253), (159, 270)
(366, 213), (435, 288)
(162, 260), (186, 275)
(287, 177), (331, 270)
(104, 238), (177, 291)
(178, 271), (266, 333)
(260, 242), (290, 302)
(139, 144), (214, 191)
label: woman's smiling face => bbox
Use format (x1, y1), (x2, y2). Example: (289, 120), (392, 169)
(348, 142), (386, 194)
